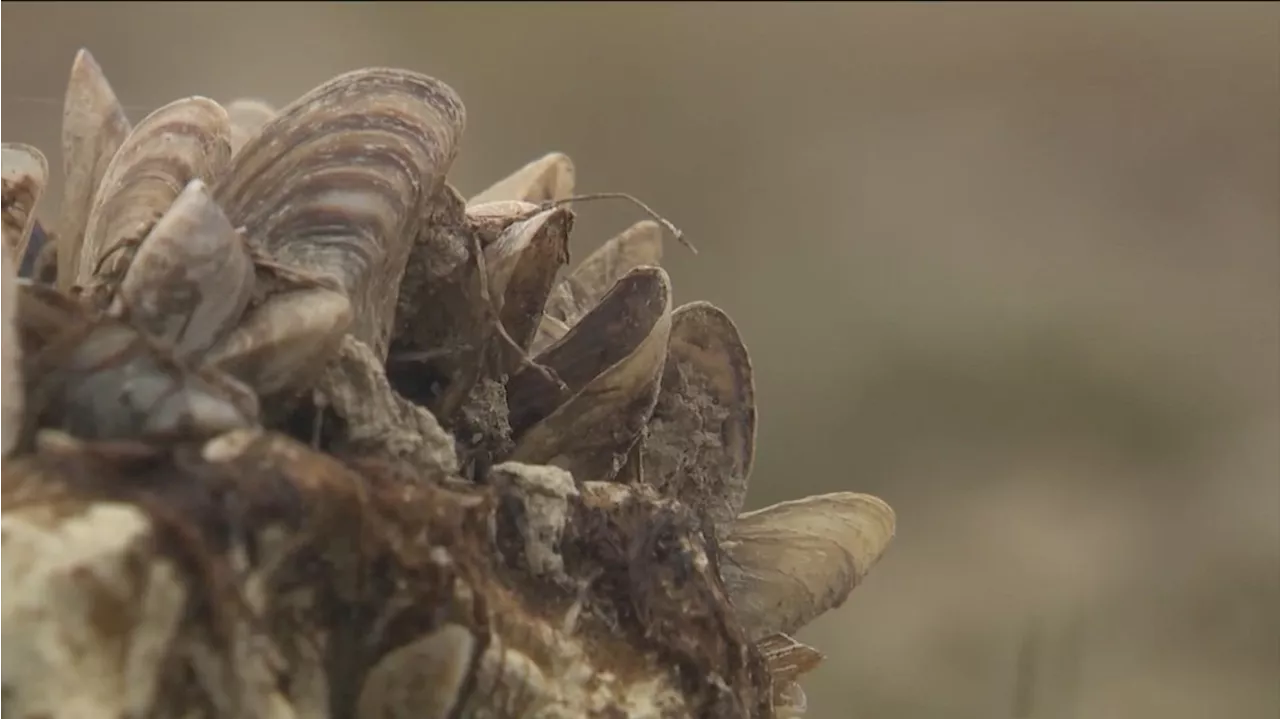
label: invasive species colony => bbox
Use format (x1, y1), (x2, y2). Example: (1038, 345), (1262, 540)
(0, 49), (895, 719)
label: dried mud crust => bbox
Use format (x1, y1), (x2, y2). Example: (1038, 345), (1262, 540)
(455, 377), (515, 480)
(3, 433), (772, 718)
(560, 486), (770, 717)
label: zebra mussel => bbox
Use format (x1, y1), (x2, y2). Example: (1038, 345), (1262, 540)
(2, 48), (895, 719)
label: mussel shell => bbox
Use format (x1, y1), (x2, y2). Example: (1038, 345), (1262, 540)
(543, 219), (664, 328)
(58, 49), (131, 291)
(468, 152), (575, 206)
(225, 98), (276, 156)
(507, 266), (671, 434)
(533, 220), (663, 355)
(529, 314), (571, 359)
(1, 143), (50, 263)
(483, 206), (572, 374)
(508, 267), (672, 482)
(641, 301), (756, 542)
(204, 286), (352, 399)
(356, 623), (475, 719)
(720, 492), (895, 640)
(467, 200), (540, 247)
(27, 321), (259, 442)
(214, 68), (466, 360)
(113, 179), (255, 361)
(77, 96), (232, 297)
(3, 245), (22, 454)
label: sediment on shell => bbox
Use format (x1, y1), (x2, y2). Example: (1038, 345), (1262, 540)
(641, 301), (757, 543)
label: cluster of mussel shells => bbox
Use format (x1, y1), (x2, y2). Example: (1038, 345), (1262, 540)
(1, 49), (895, 718)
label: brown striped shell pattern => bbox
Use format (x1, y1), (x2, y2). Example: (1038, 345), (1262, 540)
(1, 49), (895, 719)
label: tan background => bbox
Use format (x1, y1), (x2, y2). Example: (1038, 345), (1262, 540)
(4, 3), (1278, 717)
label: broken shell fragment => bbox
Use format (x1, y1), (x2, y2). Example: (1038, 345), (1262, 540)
(215, 68), (466, 360)
(356, 623), (475, 719)
(316, 336), (460, 475)
(3, 245), (22, 455)
(58, 48), (131, 291)
(757, 631), (824, 683)
(2, 143), (49, 263)
(225, 98), (276, 156)
(721, 492), (895, 640)
(541, 219), (664, 334)
(113, 179), (255, 362)
(757, 631), (823, 716)
(77, 96), (232, 298)
(775, 682), (809, 719)
(508, 267), (672, 482)
(489, 462), (578, 579)
(642, 301), (756, 542)
(469, 151), (576, 206)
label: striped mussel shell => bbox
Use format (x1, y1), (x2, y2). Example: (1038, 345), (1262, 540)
(4, 51), (476, 441)
(214, 67), (467, 361)
(225, 98), (277, 156)
(57, 49), (132, 292)
(76, 95), (232, 305)
(1, 143), (49, 264)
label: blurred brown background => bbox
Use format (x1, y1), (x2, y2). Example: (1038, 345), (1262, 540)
(4, 3), (1277, 717)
